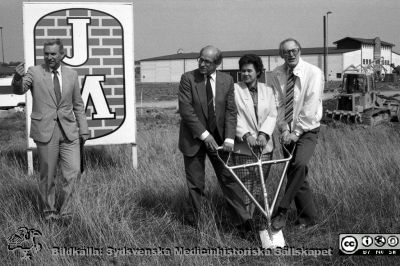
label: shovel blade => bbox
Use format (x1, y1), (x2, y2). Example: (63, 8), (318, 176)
(259, 229), (285, 249)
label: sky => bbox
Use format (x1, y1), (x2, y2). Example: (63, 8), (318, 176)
(0, 0), (399, 62)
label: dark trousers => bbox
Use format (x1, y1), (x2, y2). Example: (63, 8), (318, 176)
(184, 144), (251, 225)
(279, 128), (319, 224)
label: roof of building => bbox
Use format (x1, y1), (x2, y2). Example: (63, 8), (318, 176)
(333, 37), (395, 47)
(140, 47), (358, 61)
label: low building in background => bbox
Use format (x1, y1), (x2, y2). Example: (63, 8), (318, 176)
(140, 36), (400, 83)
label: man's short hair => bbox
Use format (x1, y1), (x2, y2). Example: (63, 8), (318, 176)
(213, 49), (223, 65)
(238, 54), (264, 78)
(279, 38), (302, 58)
(43, 39), (65, 54)
(199, 45), (223, 65)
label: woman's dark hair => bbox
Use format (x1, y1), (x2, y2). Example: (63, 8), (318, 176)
(238, 54), (264, 78)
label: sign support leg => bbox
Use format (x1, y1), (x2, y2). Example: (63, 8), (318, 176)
(27, 149), (34, 175)
(131, 143), (137, 169)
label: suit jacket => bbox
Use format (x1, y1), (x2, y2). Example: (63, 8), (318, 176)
(178, 69), (237, 157)
(233, 81), (277, 155)
(12, 64), (89, 142)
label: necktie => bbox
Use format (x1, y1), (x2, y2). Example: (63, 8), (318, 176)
(249, 87), (258, 123)
(53, 70), (62, 104)
(285, 70), (295, 131)
(206, 75), (216, 133)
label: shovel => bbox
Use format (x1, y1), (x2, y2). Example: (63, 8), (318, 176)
(216, 145), (293, 248)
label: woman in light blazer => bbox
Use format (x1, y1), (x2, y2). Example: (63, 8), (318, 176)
(233, 54), (277, 233)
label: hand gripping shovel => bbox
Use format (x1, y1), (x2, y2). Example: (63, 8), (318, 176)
(216, 145), (294, 248)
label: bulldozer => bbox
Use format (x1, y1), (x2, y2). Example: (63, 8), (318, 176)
(325, 65), (396, 126)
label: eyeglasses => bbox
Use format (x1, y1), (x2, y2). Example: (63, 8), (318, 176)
(282, 48), (300, 56)
(197, 57), (214, 65)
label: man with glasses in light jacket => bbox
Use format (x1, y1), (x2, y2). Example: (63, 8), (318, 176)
(268, 38), (324, 230)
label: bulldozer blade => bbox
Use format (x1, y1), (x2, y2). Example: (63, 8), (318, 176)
(333, 112), (340, 120)
(259, 229), (286, 249)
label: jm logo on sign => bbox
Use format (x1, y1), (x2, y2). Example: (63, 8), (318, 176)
(33, 8), (126, 139)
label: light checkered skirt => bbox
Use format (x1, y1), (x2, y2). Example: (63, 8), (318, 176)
(231, 152), (272, 208)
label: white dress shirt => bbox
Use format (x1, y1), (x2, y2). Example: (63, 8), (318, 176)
(208, 71), (216, 107)
(269, 58), (324, 135)
(199, 71), (234, 144)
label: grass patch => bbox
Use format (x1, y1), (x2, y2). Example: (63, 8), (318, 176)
(1, 109), (399, 265)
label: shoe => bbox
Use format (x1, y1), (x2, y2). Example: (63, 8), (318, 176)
(44, 211), (59, 222)
(295, 221), (316, 230)
(271, 210), (287, 231)
(59, 216), (73, 226)
(236, 220), (256, 241)
(57, 212), (74, 226)
(236, 219), (256, 241)
(297, 223), (308, 229)
(238, 230), (256, 242)
(236, 219), (254, 233)
(59, 212), (73, 218)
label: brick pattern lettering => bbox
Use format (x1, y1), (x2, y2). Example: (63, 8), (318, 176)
(34, 9), (125, 139)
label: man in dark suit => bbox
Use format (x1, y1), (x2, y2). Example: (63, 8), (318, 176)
(12, 39), (89, 222)
(178, 45), (250, 228)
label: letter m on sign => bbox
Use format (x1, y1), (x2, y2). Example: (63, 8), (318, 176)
(33, 8), (126, 140)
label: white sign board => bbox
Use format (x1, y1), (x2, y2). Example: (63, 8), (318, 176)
(23, 2), (136, 150)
